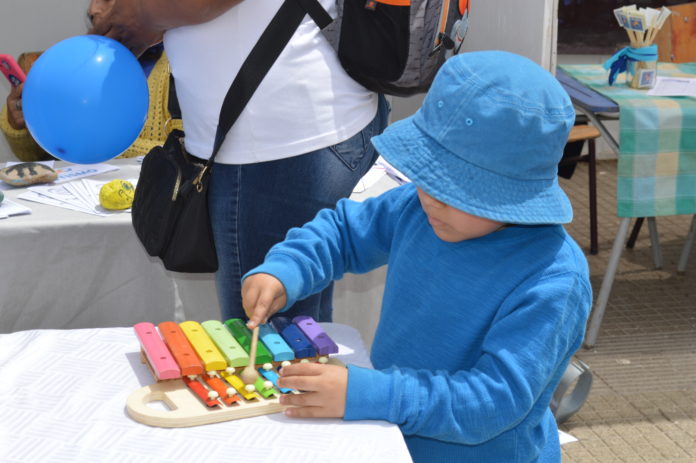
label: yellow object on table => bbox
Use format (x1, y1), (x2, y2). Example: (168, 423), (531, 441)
(99, 179), (135, 210)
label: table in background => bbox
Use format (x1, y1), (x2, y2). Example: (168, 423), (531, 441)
(0, 157), (397, 348)
(0, 158), (207, 331)
(559, 63), (696, 347)
(0, 323), (412, 462)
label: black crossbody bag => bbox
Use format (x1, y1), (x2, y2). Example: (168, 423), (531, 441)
(131, 0), (330, 273)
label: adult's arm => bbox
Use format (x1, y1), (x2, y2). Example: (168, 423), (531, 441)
(88, 0), (245, 56)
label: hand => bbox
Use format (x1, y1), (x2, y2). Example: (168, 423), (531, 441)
(277, 363), (348, 418)
(6, 84), (25, 130)
(88, 0), (164, 57)
(241, 273), (287, 328)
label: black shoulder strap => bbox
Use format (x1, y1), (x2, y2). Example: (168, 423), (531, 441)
(206, 0), (321, 168)
(296, 0), (333, 29)
(167, 74), (181, 120)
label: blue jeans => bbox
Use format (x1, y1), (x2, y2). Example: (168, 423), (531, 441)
(208, 94), (390, 322)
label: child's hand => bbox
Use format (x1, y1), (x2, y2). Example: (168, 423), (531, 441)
(277, 363), (348, 418)
(241, 273), (287, 328)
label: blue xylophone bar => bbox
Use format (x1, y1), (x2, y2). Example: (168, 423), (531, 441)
(270, 316), (317, 358)
(258, 324), (295, 362)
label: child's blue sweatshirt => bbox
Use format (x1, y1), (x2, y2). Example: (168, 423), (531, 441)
(246, 184), (592, 463)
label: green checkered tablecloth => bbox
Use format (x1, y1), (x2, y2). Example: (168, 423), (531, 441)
(561, 63), (696, 218)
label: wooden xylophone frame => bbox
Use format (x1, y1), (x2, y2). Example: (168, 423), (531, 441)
(126, 317), (340, 428)
(127, 378), (285, 428)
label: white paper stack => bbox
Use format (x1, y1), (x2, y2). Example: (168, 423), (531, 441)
(648, 77), (696, 98)
(17, 178), (138, 216)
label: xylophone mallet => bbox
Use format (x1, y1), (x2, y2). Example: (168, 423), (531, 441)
(240, 326), (261, 384)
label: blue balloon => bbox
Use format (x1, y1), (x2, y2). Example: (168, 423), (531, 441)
(22, 35), (149, 164)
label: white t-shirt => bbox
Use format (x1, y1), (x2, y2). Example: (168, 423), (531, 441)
(163, 0), (378, 164)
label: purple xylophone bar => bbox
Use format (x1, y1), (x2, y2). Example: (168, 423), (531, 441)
(292, 315), (339, 356)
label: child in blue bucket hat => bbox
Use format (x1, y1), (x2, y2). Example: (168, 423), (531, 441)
(242, 50), (592, 462)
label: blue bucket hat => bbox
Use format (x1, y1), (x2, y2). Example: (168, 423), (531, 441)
(372, 50), (576, 224)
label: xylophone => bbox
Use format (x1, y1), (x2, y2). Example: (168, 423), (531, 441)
(126, 315), (339, 427)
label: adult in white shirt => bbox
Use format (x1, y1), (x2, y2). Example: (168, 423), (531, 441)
(89, 0), (389, 322)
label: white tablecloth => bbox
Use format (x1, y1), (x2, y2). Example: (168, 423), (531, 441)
(0, 323), (412, 462)
(0, 157), (396, 349)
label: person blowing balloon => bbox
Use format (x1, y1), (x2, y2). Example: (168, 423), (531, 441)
(4, 0), (246, 160)
(88, 0), (389, 325)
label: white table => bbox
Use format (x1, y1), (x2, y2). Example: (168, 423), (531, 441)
(0, 158), (220, 332)
(0, 157), (396, 348)
(0, 323), (412, 462)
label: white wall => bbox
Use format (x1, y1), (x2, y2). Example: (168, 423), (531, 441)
(0, 0), (91, 162)
(462, 0), (559, 70)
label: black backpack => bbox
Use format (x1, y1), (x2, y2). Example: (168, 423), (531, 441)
(304, 0), (471, 96)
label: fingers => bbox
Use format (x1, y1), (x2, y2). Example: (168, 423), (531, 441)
(278, 373), (322, 393)
(276, 363), (348, 419)
(242, 285), (269, 329)
(241, 273), (287, 329)
(280, 391), (324, 407)
(277, 363), (331, 393)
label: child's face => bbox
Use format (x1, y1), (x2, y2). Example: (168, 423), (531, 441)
(416, 187), (505, 242)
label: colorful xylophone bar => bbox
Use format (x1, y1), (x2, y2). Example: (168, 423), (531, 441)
(133, 315), (339, 410)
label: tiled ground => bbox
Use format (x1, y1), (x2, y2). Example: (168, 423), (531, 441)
(558, 159), (696, 462)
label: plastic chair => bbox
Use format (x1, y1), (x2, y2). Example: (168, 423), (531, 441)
(550, 358), (593, 424)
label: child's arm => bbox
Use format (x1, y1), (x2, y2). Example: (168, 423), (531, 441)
(241, 186), (407, 410)
(242, 185), (412, 322)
